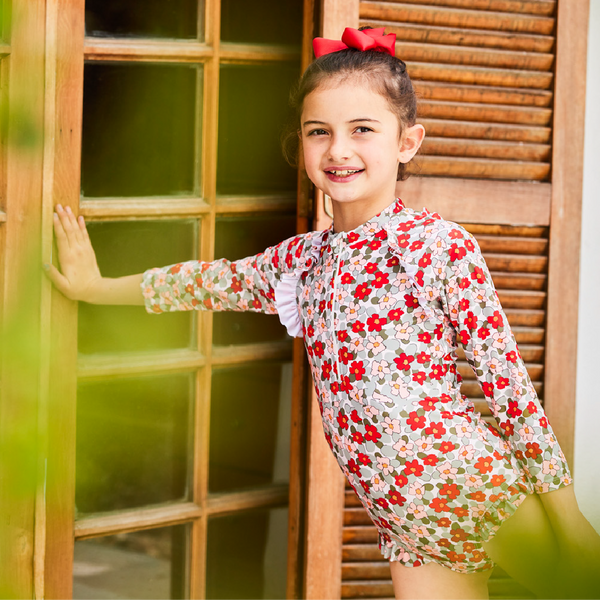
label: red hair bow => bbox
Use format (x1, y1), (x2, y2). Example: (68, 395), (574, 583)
(313, 27), (396, 59)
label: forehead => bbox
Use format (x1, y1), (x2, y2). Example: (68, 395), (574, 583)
(301, 76), (397, 123)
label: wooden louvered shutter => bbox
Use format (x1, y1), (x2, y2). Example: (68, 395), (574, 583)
(303, 0), (589, 598)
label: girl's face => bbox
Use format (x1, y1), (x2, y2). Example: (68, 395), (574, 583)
(300, 78), (422, 220)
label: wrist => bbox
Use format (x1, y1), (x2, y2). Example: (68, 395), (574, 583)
(82, 276), (108, 304)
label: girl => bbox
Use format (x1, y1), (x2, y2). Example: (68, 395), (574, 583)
(47, 27), (600, 600)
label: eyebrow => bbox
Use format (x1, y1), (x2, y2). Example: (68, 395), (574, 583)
(302, 118), (381, 127)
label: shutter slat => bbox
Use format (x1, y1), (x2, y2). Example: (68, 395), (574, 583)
(343, 544), (386, 562)
(512, 327), (545, 344)
(490, 273), (546, 291)
(381, 0), (556, 17)
(361, 19), (554, 52)
(342, 561), (392, 581)
(397, 41), (553, 71)
(407, 61), (552, 89)
(418, 100), (551, 126)
(360, 2), (556, 34)
(344, 526), (379, 544)
(496, 289), (545, 309)
(420, 117), (550, 142)
(415, 81), (553, 108)
(464, 224), (548, 238)
(342, 579), (395, 598)
(345, 508), (376, 526)
(478, 235), (548, 254)
(484, 253), (547, 272)
(415, 156), (550, 181)
(346, 490), (363, 507)
(421, 137), (550, 161)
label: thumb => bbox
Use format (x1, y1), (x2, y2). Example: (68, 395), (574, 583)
(43, 263), (72, 298)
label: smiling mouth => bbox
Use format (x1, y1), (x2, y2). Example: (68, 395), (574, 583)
(326, 169), (364, 177)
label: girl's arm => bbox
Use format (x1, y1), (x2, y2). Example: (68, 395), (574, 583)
(46, 204), (144, 305)
(437, 225), (572, 494)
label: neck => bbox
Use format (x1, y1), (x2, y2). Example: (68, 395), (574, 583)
(331, 194), (397, 232)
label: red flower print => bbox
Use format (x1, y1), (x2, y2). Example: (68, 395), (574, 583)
(351, 321), (365, 333)
(321, 361), (332, 380)
(418, 332), (432, 343)
(463, 312), (477, 330)
(364, 424), (381, 443)
(340, 375), (353, 393)
(449, 243), (466, 262)
(395, 474), (408, 488)
(337, 412), (349, 430)
(459, 298), (470, 312)
(423, 454), (439, 466)
(496, 376), (509, 390)
(526, 401), (538, 414)
(439, 483), (460, 500)
(389, 491), (407, 506)
(447, 551), (466, 563)
(416, 351), (431, 364)
(387, 255), (400, 267)
(404, 294), (420, 309)
(306, 324), (315, 337)
(465, 239), (475, 252)
(337, 329), (348, 342)
(358, 452), (371, 466)
(230, 277), (243, 293)
(481, 381), (494, 398)
(349, 360), (366, 379)
(450, 527), (468, 542)
(251, 298), (262, 309)
(419, 397), (438, 411)
(397, 233), (410, 247)
(367, 314), (387, 332)
(507, 400), (522, 418)
(403, 459), (424, 477)
(407, 411), (426, 431)
(338, 346), (353, 365)
(388, 308), (404, 321)
(414, 270), (425, 286)
(477, 326), (490, 339)
(398, 220), (415, 233)
(499, 421), (514, 437)
(347, 231), (359, 243)
(437, 538), (451, 548)
(487, 310), (503, 329)
(352, 431), (364, 444)
(347, 458), (362, 476)
(471, 266), (486, 284)
(410, 240), (424, 251)
(418, 253), (432, 268)
(468, 491), (486, 502)
(412, 371), (427, 385)
(360, 480), (370, 494)
(525, 442), (543, 459)
(376, 497), (389, 509)
(490, 474), (506, 486)
(354, 282), (372, 300)
(375, 229), (387, 240)
(330, 381), (339, 394)
(313, 341), (325, 358)
(340, 272), (355, 286)
(430, 497), (450, 513)
(425, 423), (446, 440)
(372, 271), (390, 288)
(474, 456), (494, 474)
(437, 517), (452, 528)
(318, 299), (326, 313)
(367, 240), (382, 251)
(394, 353), (415, 371)
(434, 323), (444, 340)
(429, 365), (446, 380)
(350, 409), (362, 424)
(458, 330), (470, 346)
(458, 277), (470, 290)
(539, 416), (548, 429)
(452, 506), (469, 518)
(365, 262), (378, 274)
(439, 441), (456, 454)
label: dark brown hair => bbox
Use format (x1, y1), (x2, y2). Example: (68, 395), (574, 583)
(281, 30), (418, 181)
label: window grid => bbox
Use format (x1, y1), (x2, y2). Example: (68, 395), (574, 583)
(74, 2), (301, 597)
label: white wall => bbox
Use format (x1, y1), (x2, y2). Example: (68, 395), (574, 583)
(575, 0), (600, 533)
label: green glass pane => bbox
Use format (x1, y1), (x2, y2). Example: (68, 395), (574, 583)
(78, 220), (197, 355)
(73, 525), (189, 599)
(209, 363), (291, 492)
(76, 373), (192, 514)
(82, 63), (198, 197)
(206, 507), (288, 599)
(213, 215), (296, 345)
(220, 0), (302, 45)
(217, 63), (299, 195)
(85, 0), (199, 40)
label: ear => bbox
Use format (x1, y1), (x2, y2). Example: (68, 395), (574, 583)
(398, 124), (425, 163)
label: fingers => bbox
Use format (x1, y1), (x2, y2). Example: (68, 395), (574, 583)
(54, 204), (85, 247)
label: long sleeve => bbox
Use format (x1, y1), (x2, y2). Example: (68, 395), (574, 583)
(140, 231), (324, 326)
(436, 224), (572, 493)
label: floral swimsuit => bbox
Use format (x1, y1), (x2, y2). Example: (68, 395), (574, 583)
(142, 198), (572, 573)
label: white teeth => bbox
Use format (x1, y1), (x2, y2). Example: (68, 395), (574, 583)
(330, 169), (361, 176)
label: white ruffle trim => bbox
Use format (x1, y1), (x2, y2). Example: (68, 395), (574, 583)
(274, 233), (325, 338)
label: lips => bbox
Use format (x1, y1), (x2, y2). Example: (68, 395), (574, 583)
(324, 167), (364, 182)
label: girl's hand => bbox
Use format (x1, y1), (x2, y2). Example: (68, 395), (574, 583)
(45, 204), (103, 303)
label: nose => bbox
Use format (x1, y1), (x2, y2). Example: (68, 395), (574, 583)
(327, 132), (352, 163)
